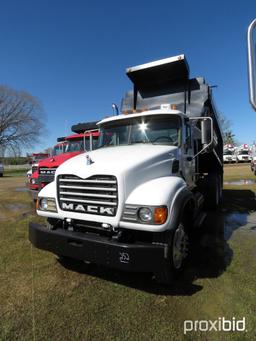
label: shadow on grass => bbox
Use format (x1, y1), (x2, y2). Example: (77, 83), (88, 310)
(58, 212), (233, 296)
(223, 189), (256, 235)
(223, 189), (256, 212)
(57, 189), (256, 296)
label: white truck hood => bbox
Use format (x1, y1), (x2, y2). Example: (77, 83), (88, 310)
(56, 144), (177, 175)
(56, 144), (178, 198)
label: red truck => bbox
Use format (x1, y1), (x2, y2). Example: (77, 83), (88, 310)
(28, 122), (99, 201)
(29, 153), (49, 174)
(28, 146), (65, 199)
(38, 130), (99, 190)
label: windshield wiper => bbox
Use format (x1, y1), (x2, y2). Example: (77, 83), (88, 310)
(130, 140), (152, 145)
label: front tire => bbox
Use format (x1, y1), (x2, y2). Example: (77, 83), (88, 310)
(154, 222), (189, 285)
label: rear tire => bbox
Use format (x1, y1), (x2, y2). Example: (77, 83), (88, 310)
(204, 173), (222, 210)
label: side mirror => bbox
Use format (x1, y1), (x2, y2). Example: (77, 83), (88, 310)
(247, 19), (256, 111)
(189, 116), (213, 159)
(201, 119), (212, 145)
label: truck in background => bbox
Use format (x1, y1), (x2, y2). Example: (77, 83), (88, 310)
(29, 153), (50, 174)
(28, 141), (66, 199)
(234, 144), (252, 163)
(27, 152), (50, 180)
(29, 125), (99, 201)
(29, 54), (223, 284)
(223, 144), (236, 163)
(38, 122), (99, 190)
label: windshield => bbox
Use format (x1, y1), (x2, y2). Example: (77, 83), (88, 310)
(65, 140), (84, 153)
(53, 145), (64, 156)
(224, 150), (233, 155)
(239, 150), (249, 155)
(65, 137), (99, 153)
(99, 115), (181, 148)
(34, 155), (48, 161)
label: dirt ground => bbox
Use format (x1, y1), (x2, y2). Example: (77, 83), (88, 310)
(0, 165), (256, 340)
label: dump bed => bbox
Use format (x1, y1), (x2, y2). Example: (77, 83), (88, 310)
(121, 54), (223, 172)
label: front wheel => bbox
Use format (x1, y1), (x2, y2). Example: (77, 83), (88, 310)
(154, 222), (189, 285)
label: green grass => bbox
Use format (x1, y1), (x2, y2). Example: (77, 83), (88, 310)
(223, 163), (255, 181)
(3, 168), (29, 177)
(1, 170), (256, 340)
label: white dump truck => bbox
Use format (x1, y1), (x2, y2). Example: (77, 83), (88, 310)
(29, 55), (223, 283)
(235, 144), (252, 163)
(223, 144), (236, 163)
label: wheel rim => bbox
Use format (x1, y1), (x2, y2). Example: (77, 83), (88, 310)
(172, 224), (189, 269)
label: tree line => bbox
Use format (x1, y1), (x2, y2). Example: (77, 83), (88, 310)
(0, 85), (45, 157)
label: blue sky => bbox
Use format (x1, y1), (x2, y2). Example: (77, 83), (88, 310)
(0, 0), (256, 152)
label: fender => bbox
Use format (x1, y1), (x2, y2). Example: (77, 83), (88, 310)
(38, 181), (56, 199)
(120, 176), (189, 232)
(168, 187), (195, 231)
(125, 176), (187, 207)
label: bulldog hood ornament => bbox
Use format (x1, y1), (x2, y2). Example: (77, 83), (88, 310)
(86, 154), (94, 165)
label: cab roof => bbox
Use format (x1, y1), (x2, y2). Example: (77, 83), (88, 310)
(97, 109), (184, 126)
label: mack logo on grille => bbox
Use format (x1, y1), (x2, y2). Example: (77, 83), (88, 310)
(62, 202), (115, 216)
(40, 169), (56, 175)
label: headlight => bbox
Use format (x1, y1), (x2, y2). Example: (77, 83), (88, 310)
(38, 198), (57, 212)
(138, 207), (153, 222)
(40, 198), (48, 210)
(122, 205), (168, 225)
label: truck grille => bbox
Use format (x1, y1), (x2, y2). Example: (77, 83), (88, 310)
(57, 175), (118, 216)
(39, 168), (57, 183)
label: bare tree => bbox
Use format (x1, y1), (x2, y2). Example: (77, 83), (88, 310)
(218, 112), (238, 145)
(0, 85), (45, 156)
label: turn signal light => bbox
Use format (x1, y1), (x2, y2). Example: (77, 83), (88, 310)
(36, 199), (39, 210)
(154, 207), (168, 224)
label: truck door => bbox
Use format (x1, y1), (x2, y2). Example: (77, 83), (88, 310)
(182, 123), (195, 188)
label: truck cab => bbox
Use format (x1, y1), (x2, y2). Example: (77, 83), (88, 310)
(29, 55), (223, 284)
(27, 153), (49, 198)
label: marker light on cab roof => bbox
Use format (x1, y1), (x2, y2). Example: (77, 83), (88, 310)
(160, 104), (177, 110)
